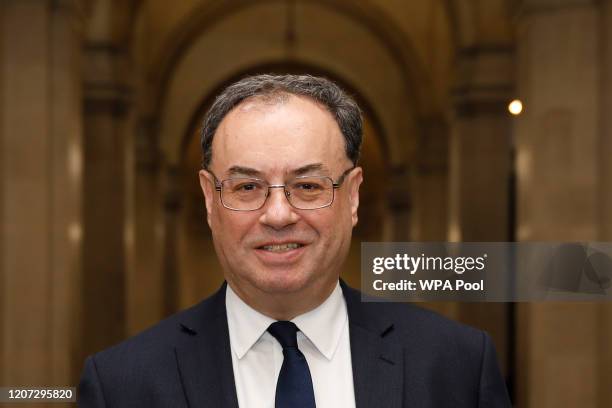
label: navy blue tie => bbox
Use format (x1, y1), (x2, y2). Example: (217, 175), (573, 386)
(267, 321), (316, 408)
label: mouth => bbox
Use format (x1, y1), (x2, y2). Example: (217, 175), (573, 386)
(257, 243), (305, 252)
(253, 242), (308, 265)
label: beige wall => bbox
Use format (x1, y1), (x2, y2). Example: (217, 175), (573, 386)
(515, 1), (611, 407)
(1, 1), (83, 403)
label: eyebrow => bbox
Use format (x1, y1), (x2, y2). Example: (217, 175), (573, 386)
(225, 163), (331, 178)
(292, 163), (330, 176)
(226, 166), (263, 177)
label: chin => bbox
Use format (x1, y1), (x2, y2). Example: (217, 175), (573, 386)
(252, 269), (315, 294)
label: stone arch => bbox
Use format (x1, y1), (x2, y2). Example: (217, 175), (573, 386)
(128, 0), (461, 310)
(147, 0), (436, 114)
(142, 0), (441, 168)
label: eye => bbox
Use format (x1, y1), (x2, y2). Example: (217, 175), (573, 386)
(239, 183), (257, 191)
(295, 182), (324, 191)
(231, 181), (263, 192)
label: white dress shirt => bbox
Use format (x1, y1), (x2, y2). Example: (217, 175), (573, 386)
(225, 282), (356, 408)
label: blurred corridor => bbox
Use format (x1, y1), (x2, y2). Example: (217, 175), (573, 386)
(1, 0), (612, 406)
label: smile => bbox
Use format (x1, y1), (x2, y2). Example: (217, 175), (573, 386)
(253, 242), (308, 265)
(259, 243), (304, 252)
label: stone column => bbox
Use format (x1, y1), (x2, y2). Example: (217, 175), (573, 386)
(411, 118), (459, 321)
(449, 47), (514, 243)
(598, 1), (612, 407)
(448, 46), (514, 380)
(125, 118), (165, 335)
(161, 166), (182, 316)
(386, 166), (412, 241)
(1, 0), (84, 392)
(80, 40), (131, 361)
(412, 117), (448, 241)
(515, 1), (603, 406)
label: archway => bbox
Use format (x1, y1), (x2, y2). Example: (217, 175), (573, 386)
(143, 0), (434, 312)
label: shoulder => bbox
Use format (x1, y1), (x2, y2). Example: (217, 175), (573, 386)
(340, 286), (510, 405)
(92, 307), (188, 366)
(365, 300), (483, 347)
(342, 282), (487, 355)
(88, 285), (225, 373)
(343, 284), (498, 393)
(78, 286), (228, 406)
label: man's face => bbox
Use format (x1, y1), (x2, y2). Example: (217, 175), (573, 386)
(199, 95), (362, 299)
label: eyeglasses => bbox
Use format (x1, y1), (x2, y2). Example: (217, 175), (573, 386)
(207, 167), (355, 211)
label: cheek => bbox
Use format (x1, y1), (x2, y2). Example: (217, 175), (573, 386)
(329, 197), (353, 228)
(211, 210), (256, 245)
(330, 203), (355, 248)
(306, 209), (350, 243)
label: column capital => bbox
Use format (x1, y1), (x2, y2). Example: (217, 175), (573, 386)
(83, 42), (131, 115)
(452, 46), (515, 117)
(51, 0), (89, 23)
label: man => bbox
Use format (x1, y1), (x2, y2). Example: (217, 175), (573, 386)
(78, 74), (511, 407)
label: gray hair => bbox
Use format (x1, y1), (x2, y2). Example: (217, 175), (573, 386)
(200, 74), (363, 168)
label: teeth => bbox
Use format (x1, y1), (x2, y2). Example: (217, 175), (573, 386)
(261, 243), (302, 252)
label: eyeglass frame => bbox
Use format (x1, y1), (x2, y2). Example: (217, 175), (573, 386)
(204, 166), (356, 211)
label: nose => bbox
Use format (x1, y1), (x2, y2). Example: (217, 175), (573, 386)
(258, 187), (300, 229)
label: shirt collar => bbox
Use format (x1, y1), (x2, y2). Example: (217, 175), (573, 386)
(226, 284), (275, 359)
(225, 281), (347, 361)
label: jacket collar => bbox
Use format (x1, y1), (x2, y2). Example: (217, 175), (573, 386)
(340, 280), (404, 408)
(175, 282), (239, 408)
(175, 281), (403, 408)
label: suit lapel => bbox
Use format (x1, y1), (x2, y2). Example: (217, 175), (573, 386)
(173, 281), (403, 408)
(174, 283), (239, 408)
(342, 281), (404, 408)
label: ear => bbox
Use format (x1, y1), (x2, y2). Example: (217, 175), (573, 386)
(199, 169), (216, 228)
(348, 167), (363, 227)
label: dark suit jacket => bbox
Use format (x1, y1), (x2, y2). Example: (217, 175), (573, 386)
(78, 282), (511, 407)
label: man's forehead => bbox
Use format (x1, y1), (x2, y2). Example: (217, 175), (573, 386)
(210, 94), (348, 173)
(220, 93), (334, 129)
(224, 163), (332, 178)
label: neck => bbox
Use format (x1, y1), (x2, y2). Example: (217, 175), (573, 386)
(226, 278), (338, 320)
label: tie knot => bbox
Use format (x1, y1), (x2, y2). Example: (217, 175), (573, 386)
(267, 321), (299, 349)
